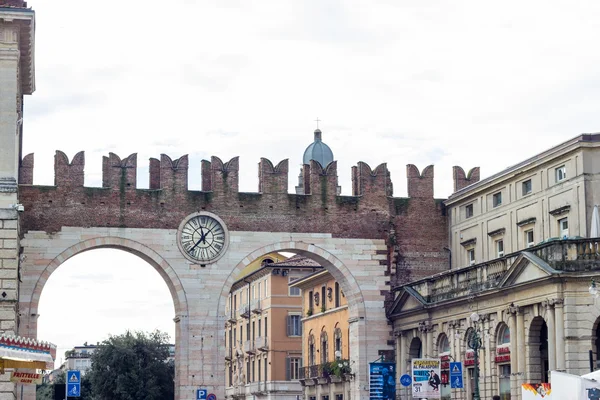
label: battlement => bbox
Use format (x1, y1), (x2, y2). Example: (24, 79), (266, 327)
(452, 166), (480, 192)
(406, 164), (434, 198)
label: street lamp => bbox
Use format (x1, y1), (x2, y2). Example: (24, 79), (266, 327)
(590, 280), (599, 299)
(468, 312), (483, 400)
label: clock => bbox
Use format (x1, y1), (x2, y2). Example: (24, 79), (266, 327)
(177, 212), (229, 264)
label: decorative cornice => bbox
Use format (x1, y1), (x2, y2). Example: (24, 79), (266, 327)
(487, 228), (506, 237)
(549, 205), (571, 216)
(460, 238), (477, 247)
(517, 217), (536, 227)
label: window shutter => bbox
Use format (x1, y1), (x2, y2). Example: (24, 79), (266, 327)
(286, 357), (290, 380)
(286, 316), (291, 336)
(298, 317), (302, 336)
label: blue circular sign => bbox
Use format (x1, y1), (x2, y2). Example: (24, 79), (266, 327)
(400, 374), (412, 387)
(207, 394), (217, 400)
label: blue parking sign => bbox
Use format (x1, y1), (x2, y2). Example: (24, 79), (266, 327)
(197, 389), (207, 400)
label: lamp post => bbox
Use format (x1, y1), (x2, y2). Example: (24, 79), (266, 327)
(468, 312), (483, 400)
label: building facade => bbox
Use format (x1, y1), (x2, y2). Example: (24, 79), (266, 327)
(225, 255), (322, 399)
(389, 134), (600, 400)
(291, 270), (351, 400)
(65, 345), (97, 375)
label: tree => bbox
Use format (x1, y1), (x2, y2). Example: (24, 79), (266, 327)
(87, 330), (174, 400)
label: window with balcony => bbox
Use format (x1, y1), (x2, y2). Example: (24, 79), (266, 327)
(555, 165), (566, 182)
(522, 179), (532, 196)
(467, 248), (475, 266)
(321, 331), (329, 364)
(334, 328), (342, 359)
(496, 239), (504, 258)
(465, 203), (474, 218)
(287, 315), (302, 336)
(308, 335), (315, 366)
(559, 217), (569, 238)
(525, 229), (535, 248)
(493, 192), (502, 208)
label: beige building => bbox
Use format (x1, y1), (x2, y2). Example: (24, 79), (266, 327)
(291, 270), (352, 400)
(390, 133), (600, 400)
(225, 254), (322, 400)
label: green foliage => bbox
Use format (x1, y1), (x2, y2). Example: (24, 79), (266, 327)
(87, 330), (174, 400)
(320, 305), (326, 313)
(37, 372), (95, 400)
(306, 308), (313, 317)
(329, 359), (352, 377)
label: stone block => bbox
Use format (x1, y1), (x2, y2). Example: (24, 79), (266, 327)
(1, 221), (17, 230)
(1, 240), (17, 250)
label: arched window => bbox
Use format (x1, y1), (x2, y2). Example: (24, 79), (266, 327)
(334, 327), (342, 359)
(497, 324), (510, 346)
(321, 330), (329, 364)
(261, 258), (274, 266)
(308, 334), (315, 366)
(438, 333), (451, 354)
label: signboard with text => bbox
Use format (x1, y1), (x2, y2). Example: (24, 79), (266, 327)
(10, 372), (42, 385)
(411, 358), (441, 399)
(369, 362), (396, 400)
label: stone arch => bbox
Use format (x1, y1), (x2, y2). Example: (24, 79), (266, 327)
(496, 321), (510, 347)
(528, 316), (548, 383)
(409, 336), (423, 359)
(215, 241), (370, 397)
(437, 332), (450, 355)
(18, 236), (189, 400)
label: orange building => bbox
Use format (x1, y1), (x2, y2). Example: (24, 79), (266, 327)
(225, 254), (321, 400)
(290, 270), (352, 400)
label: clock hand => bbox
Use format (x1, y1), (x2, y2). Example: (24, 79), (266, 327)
(190, 229), (207, 252)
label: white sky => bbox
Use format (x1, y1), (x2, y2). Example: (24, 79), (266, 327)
(27, 0), (600, 365)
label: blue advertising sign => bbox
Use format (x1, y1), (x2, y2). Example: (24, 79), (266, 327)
(66, 370), (81, 398)
(449, 362), (463, 389)
(400, 374), (411, 387)
(369, 362), (396, 400)
(197, 389), (207, 400)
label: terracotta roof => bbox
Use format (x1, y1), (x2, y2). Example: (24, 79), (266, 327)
(270, 254), (322, 268)
(0, 1), (28, 8)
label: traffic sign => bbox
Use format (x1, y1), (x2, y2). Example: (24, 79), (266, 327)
(197, 389), (207, 400)
(66, 370), (81, 398)
(207, 394), (217, 400)
(449, 362), (463, 389)
(400, 374), (411, 387)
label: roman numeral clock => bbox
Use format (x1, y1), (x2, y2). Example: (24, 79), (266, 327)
(177, 212), (230, 264)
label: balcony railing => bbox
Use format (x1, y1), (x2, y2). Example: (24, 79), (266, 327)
(243, 340), (255, 354)
(251, 299), (262, 314)
(255, 336), (268, 351)
(397, 238), (600, 305)
(239, 303), (250, 319)
(299, 361), (353, 382)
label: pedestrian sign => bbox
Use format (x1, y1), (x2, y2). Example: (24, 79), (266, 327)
(449, 362), (463, 389)
(66, 370), (81, 398)
(68, 371), (80, 383)
(197, 389), (207, 400)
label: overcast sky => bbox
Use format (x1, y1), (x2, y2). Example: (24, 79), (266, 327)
(29, 0), (600, 366)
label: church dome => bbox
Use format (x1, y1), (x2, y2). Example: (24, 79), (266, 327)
(302, 129), (334, 167)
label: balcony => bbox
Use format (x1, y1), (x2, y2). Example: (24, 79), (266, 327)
(393, 238), (600, 305)
(255, 336), (268, 351)
(227, 309), (237, 324)
(251, 299), (262, 314)
(243, 340), (255, 355)
(239, 303), (250, 319)
(299, 362), (353, 386)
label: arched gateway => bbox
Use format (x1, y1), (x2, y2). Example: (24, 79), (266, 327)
(0, 3), (448, 399)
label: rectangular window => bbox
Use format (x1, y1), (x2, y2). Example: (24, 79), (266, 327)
(468, 249), (475, 266)
(247, 361), (251, 384)
(322, 396), (330, 400)
(525, 229), (535, 248)
(321, 286), (326, 312)
(499, 364), (511, 400)
(252, 359), (255, 382)
(336, 395), (344, 400)
(264, 317), (268, 338)
(522, 179), (532, 196)
(559, 217), (569, 238)
(493, 192), (502, 208)
(287, 357), (302, 380)
(465, 203), (474, 218)
(308, 290), (314, 313)
(287, 315), (302, 336)
(258, 318), (261, 337)
(289, 277), (301, 296)
(265, 279), (268, 297)
(258, 282), (262, 299)
(496, 239), (504, 258)
(556, 165), (566, 182)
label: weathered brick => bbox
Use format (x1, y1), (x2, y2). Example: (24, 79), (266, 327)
(0, 250), (16, 259)
(1, 240), (17, 250)
(1, 221), (16, 230)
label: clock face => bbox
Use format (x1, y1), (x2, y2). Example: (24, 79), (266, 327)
(177, 213), (229, 263)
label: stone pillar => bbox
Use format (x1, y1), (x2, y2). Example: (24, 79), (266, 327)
(483, 315), (493, 399)
(555, 300), (565, 371)
(398, 332), (408, 400)
(516, 308), (526, 393)
(426, 328), (433, 358)
(545, 301), (556, 372)
(508, 306), (518, 399)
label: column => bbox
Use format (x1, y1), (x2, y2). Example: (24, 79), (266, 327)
(427, 328), (434, 358)
(508, 308), (518, 399)
(517, 309), (526, 390)
(546, 302), (556, 372)
(399, 333), (408, 400)
(555, 300), (565, 370)
(483, 316), (493, 399)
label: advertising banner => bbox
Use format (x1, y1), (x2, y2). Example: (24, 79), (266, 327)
(521, 383), (551, 399)
(10, 372), (43, 385)
(369, 362), (396, 400)
(412, 358), (441, 399)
